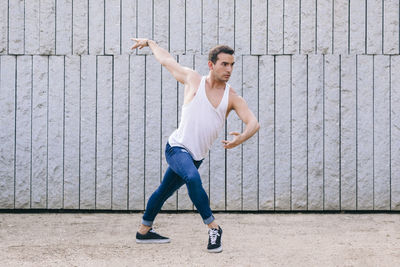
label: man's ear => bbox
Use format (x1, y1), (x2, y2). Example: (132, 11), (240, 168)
(208, 61), (214, 70)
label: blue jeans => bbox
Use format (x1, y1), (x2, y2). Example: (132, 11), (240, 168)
(142, 143), (215, 226)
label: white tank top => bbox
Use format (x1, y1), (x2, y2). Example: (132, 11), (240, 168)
(168, 76), (230, 161)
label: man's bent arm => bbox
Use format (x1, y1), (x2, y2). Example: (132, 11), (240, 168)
(222, 94), (260, 149)
(131, 38), (194, 84)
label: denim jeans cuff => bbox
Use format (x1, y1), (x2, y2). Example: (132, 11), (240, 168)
(203, 215), (215, 225)
(142, 219), (153, 227)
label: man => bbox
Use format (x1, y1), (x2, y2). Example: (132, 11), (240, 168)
(130, 38), (260, 253)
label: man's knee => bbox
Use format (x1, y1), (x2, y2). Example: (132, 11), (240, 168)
(184, 171), (202, 187)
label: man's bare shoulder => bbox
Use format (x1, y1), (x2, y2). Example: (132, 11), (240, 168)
(186, 69), (202, 82)
(228, 87), (244, 102)
(227, 86), (245, 112)
(185, 70), (202, 89)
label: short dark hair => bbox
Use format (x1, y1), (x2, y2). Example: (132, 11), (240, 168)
(208, 45), (235, 64)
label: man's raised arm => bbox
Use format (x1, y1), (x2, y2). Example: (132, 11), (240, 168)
(131, 38), (194, 84)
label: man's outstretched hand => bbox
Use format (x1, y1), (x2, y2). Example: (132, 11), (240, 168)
(221, 132), (242, 149)
(130, 38), (149, 50)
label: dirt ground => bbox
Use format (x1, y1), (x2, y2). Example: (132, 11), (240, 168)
(0, 212), (399, 267)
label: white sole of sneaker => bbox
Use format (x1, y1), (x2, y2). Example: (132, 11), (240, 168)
(136, 239), (171, 244)
(207, 246), (223, 253)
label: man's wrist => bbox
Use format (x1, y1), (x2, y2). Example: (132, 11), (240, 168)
(147, 40), (155, 46)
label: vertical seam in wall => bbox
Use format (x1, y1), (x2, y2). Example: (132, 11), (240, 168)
(224, 117), (227, 210)
(257, 56), (259, 210)
(347, 0), (350, 55)
(306, 54), (309, 210)
(184, 0), (187, 53)
(217, 0), (220, 45)
(175, 55), (179, 209)
(79, 56), (82, 209)
(282, 0), (285, 54)
(338, 55), (341, 210)
(389, 55), (392, 210)
(233, 0), (236, 51)
(143, 55), (146, 210)
(168, 0), (170, 52)
(62, 56), (65, 208)
(30, 56), (33, 208)
(7, 0), (9, 53)
(120, 0), (122, 54)
(331, 0), (334, 54)
(201, 0), (203, 54)
(135, 0), (138, 43)
(127, 55), (131, 210)
(39, 0), (41, 54)
(87, 0), (89, 54)
(55, 0), (57, 55)
(289, 55), (293, 210)
(152, 0), (154, 41)
(322, 54), (325, 210)
(250, 0), (252, 55)
(315, 0), (317, 54)
(266, 0), (268, 54)
(273, 55), (276, 210)
(299, 0), (301, 54)
(372, 55), (375, 210)
(111, 55), (114, 209)
(103, 0), (105, 55)
(13, 57), (17, 208)
(365, 1), (368, 54)
(160, 65), (163, 184)
(23, 0), (26, 53)
(95, 55), (98, 208)
(382, 0), (384, 54)
(355, 55), (358, 210)
(241, 55), (243, 210)
(46, 56), (49, 209)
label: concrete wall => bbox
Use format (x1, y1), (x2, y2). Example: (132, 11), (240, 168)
(0, 0), (399, 211)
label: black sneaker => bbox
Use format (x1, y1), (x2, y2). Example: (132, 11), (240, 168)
(136, 228), (171, 244)
(207, 226), (223, 253)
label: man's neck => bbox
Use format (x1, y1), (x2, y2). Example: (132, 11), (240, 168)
(206, 74), (226, 90)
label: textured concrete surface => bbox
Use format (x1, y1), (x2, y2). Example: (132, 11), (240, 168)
(1, 213), (400, 267)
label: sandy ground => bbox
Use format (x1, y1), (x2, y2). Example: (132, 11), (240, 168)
(0, 212), (399, 267)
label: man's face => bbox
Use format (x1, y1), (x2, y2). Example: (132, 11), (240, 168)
(209, 53), (235, 82)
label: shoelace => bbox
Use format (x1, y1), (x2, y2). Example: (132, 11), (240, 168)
(209, 229), (220, 245)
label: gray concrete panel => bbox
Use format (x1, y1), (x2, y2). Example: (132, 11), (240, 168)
(242, 56), (258, 210)
(373, 55), (391, 210)
(15, 56), (32, 209)
(268, 0), (283, 54)
(324, 55), (340, 210)
(47, 56), (64, 209)
(73, 0), (89, 55)
(96, 56), (113, 209)
(0, 56), (15, 208)
(80, 55), (97, 209)
(251, 0), (267, 55)
(56, 0), (72, 55)
(112, 55), (129, 210)
(226, 55), (243, 210)
(340, 55), (357, 210)
(356, 55), (374, 210)
(275, 55), (291, 210)
(64, 56), (80, 209)
(105, 0), (121, 55)
(31, 56), (48, 208)
(129, 55), (145, 210)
